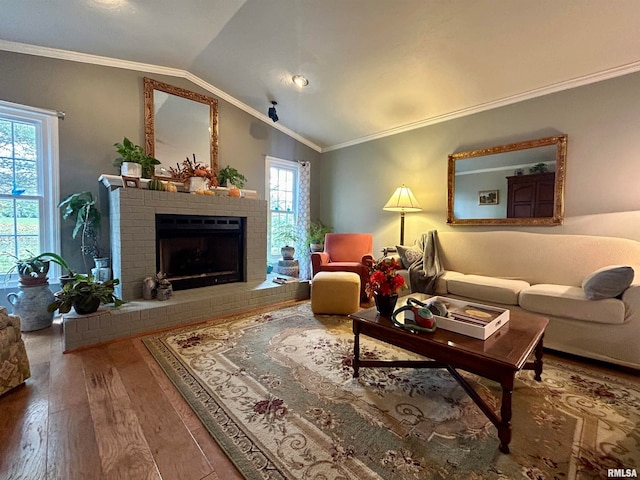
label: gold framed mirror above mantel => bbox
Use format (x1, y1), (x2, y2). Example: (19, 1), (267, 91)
(143, 77), (219, 176)
(447, 134), (568, 226)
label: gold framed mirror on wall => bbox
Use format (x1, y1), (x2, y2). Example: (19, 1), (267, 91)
(447, 134), (568, 226)
(143, 77), (219, 177)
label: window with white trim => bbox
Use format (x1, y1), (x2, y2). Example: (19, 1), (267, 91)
(0, 100), (60, 282)
(266, 156), (299, 261)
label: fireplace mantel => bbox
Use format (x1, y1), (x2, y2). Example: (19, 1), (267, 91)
(99, 174), (258, 198)
(108, 187), (267, 300)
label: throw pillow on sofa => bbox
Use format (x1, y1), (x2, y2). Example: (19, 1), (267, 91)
(396, 244), (422, 269)
(582, 265), (634, 300)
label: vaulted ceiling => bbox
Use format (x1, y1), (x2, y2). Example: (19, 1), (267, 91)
(1, 0), (639, 152)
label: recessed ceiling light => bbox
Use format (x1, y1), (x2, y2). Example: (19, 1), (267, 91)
(292, 75), (309, 88)
(90, 0), (128, 10)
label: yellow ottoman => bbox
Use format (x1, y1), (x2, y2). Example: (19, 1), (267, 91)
(311, 271), (361, 315)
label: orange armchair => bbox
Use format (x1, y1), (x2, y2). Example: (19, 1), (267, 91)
(311, 233), (374, 299)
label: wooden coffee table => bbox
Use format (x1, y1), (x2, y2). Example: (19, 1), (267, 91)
(349, 293), (549, 454)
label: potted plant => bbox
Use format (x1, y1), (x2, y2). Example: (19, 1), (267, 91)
(306, 220), (333, 252)
(58, 191), (104, 275)
(272, 220), (300, 260)
(113, 137), (160, 179)
(217, 165), (247, 197)
(47, 274), (124, 315)
(3, 250), (72, 286)
(529, 162), (549, 174)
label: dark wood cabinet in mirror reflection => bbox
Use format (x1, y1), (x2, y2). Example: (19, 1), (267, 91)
(506, 172), (556, 218)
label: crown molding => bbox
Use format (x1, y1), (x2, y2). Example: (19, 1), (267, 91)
(0, 40), (322, 153)
(3, 39), (639, 155)
(322, 60), (640, 152)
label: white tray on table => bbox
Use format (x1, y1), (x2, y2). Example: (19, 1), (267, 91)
(399, 295), (509, 340)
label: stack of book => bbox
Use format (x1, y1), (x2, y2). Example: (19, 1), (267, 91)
(273, 276), (298, 285)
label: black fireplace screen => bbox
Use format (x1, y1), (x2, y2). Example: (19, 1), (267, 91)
(155, 214), (246, 290)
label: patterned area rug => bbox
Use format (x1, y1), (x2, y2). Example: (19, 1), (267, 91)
(142, 303), (639, 480)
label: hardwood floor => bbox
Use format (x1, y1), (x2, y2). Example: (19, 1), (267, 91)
(0, 319), (243, 480)
(1, 313), (638, 480)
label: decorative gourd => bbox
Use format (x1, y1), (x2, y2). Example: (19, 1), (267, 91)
(165, 183), (178, 192)
(148, 179), (165, 191)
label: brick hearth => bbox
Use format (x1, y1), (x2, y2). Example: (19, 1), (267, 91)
(62, 277), (309, 352)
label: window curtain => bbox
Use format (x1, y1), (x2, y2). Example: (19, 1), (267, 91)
(296, 161), (311, 280)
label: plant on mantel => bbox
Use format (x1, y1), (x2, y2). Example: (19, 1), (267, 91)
(217, 165), (247, 189)
(113, 137), (160, 179)
(169, 154), (218, 188)
(217, 165), (247, 198)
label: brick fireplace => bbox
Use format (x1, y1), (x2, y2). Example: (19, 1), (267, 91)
(59, 186), (310, 352)
(109, 188), (268, 300)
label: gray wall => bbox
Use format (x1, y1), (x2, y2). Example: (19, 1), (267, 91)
(3, 48), (640, 290)
(0, 50), (320, 276)
(318, 71), (640, 255)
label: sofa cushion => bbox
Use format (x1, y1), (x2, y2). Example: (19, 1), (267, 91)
(396, 244), (422, 269)
(435, 270), (465, 295)
(447, 274), (529, 305)
(581, 265), (634, 300)
(519, 284), (626, 324)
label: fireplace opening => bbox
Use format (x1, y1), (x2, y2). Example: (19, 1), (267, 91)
(155, 214), (246, 291)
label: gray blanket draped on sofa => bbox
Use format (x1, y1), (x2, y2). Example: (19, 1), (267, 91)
(408, 230), (443, 294)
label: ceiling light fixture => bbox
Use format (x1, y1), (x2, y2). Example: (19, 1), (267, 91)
(268, 101), (279, 122)
(292, 75), (309, 88)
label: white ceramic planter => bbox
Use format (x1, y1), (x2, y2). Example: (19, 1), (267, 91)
(187, 176), (207, 192)
(91, 257), (111, 282)
(7, 284), (55, 331)
(121, 162), (142, 178)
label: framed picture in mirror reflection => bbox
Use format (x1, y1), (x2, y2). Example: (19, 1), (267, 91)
(478, 190), (499, 205)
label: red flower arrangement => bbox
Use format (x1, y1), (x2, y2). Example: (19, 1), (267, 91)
(365, 257), (406, 297)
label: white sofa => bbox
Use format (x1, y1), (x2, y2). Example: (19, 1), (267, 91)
(393, 231), (640, 370)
